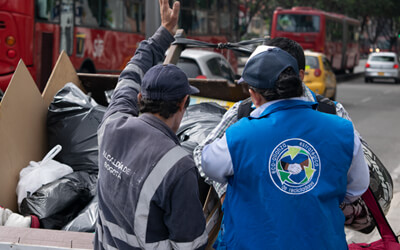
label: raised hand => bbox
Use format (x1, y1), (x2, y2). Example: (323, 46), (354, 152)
(159, 0), (180, 35)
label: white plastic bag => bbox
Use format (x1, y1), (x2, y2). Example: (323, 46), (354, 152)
(16, 145), (73, 211)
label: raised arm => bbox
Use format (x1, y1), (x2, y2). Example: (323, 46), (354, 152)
(102, 0), (180, 121)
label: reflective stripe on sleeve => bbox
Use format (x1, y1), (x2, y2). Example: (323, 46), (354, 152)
(96, 222), (119, 250)
(98, 209), (140, 247)
(171, 229), (208, 250)
(116, 63), (143, 91)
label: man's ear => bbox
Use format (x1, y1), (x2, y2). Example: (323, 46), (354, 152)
(299, 69), (305, 81)
(179, 95), (189, 111)
(137, 93), (142, 102)
(249, 89), (264, 108)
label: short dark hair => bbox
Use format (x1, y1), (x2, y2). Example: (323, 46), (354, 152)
(139, 96), (190, 119)
(266, 37), (305, 71)
(250, 67), (303, 101)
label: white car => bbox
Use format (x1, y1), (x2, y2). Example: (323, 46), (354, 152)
(176, 49), (237, 84)
(364, 52), (400, 83)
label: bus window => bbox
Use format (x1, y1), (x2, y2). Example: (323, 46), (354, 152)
(36, 0), (60, 22)
(103, 0), (123, 29)
(218, 0), (230, 33)
(326, 20), (343, 42)
(60, 0), (74, 55)
(348, 24), (359, 43)
(277, 14), (320, 32)
(75, 0), (99, 27)
(123, 0), (144, 33)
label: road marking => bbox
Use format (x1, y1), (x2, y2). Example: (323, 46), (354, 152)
(360, 97), (372, 103)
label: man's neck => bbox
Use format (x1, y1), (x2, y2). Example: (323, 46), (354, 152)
(151, 113), (179, 133)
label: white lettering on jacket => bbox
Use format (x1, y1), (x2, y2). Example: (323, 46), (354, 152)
(102, 150), (131, 179)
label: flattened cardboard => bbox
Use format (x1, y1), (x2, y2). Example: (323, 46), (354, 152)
(42, 51), (84, 107)
(0, 52), (83, 212)
(0, 61), (48, 212)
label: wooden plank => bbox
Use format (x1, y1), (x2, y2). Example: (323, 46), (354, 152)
(163, 29), (185, 65)
(0, 227), (93, 249)
(189, 79), (249, 102)
(77, 73), (249, 103)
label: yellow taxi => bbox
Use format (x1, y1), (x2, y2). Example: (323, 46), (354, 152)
(303, 51), (337, 100)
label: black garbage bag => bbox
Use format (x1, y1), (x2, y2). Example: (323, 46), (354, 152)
(20, 171), (98, 229)
(47, 82), (106, 173)
(62, 195), (98, 232)
(362, 140), (393, 215)
(356, 140), (394, 234)
(177, 102), (227, 204)
(177, 102), (227, 153)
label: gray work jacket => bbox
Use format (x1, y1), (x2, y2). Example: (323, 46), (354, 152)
(94, 26), (207, 250)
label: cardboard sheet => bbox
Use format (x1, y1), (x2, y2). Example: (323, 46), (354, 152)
(0, 52), (83, 212)
(0, 61), (47, 211)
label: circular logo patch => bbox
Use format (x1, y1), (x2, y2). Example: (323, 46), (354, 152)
(269, 139), (321, 195)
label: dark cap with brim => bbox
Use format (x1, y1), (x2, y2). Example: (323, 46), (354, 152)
(238, 46), (299, 89)
(141, 64), (199, 101)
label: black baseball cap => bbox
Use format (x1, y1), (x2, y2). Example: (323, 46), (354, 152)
(238, 46), (299, 89)
(141, 64), (199, 101)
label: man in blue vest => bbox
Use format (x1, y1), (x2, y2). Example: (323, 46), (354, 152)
(202, 46), (369, 249)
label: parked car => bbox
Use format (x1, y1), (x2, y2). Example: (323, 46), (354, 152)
(364, 52), (400, 83)
(303, 51), (337, 100)
(176, 49), (237, 84)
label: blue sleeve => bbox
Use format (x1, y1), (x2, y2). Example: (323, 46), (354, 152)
(103, 26), (175, 120)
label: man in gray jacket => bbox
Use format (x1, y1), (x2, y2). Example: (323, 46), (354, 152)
(94, 1), (207, 249)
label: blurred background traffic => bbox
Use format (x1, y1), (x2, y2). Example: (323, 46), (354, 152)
(1, 0), (400, 94)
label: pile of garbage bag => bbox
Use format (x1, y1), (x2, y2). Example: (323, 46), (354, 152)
(17, 83), (104, 231)
(177, 102), (227, 153)
(15, 85), (228, 232)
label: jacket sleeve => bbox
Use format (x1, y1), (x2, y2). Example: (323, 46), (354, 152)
(193, 101), (240, 197)
(102, 26), (175, 121)
(163, 166), (208, 249)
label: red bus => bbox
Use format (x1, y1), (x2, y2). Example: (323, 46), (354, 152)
(271, 7), (360, 73)
(0, 0), (238, 92)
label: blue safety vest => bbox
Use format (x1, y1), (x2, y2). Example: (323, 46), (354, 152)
(220, 99), (354, 250)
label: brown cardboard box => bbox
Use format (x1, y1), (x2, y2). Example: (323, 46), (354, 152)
(0, 52), (93, 249)
(0, 51), (84, 212)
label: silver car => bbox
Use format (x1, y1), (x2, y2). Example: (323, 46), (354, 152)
(176, 49), (236, 84)
(364, 52), (400, 83)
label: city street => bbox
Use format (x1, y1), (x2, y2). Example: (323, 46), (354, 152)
(336, 76), (400, 243)
(337, 77), (400, 178)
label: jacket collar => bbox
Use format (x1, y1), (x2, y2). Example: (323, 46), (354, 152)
(250, 99), (318, 120)
(139, 113), (181, 145)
